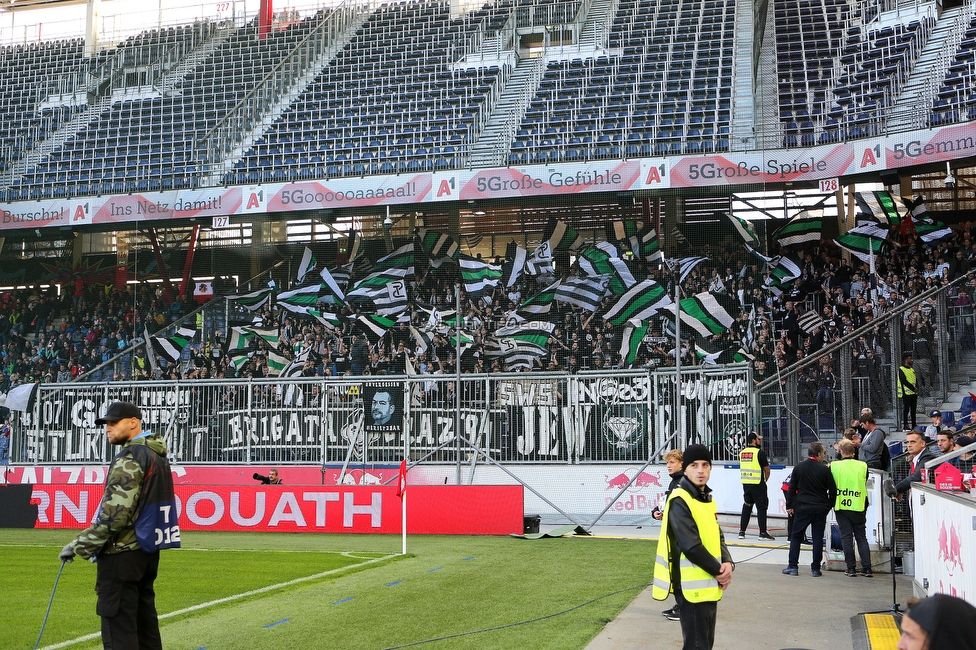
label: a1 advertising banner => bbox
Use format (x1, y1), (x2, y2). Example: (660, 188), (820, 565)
(668, 143), (860, 188)
(886, 122), (976, 168)
(458, 161), (643, 200)
(8, 120), (976, 232)
(28, 484), (523, 535)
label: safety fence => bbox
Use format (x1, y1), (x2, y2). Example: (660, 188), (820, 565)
(8, 365), (752, 468)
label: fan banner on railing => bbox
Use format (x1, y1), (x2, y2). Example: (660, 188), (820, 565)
(3, 123), (976, 231)
(13, 369), (752, 465)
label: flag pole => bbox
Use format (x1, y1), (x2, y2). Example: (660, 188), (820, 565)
(672, 268), (683, 447)
(401, 488), (407, 555)
(455, 282), (462, 486)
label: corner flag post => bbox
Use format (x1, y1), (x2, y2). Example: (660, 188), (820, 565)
(397, 459), (407, 554)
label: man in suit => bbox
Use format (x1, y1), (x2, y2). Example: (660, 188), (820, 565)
(895, 431), (938, 499)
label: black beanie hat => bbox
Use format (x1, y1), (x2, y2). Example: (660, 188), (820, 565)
(682, 444), (712, 471)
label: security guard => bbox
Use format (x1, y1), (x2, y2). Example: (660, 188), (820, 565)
(738, 432), (774, 540)
(897, 353), (918, 431)
(830, 438), (873, 577)
(653, 444), (734, 650)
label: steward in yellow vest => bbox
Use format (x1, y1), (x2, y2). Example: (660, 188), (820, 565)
(738, 432), (773, 540)
(653, 444), (733, 650)
(829, 439), (872, 577)
(898, 353), (918, 431)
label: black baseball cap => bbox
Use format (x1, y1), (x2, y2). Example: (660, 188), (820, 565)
(96, 402), (142, 425)
(930, 410), (942, 418)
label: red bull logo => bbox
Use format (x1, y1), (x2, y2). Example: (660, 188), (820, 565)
(937, 517), (964, 576)
(604, 470), (663, 491)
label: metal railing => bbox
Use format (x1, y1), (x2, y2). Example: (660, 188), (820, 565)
(8, 365), (751, 466)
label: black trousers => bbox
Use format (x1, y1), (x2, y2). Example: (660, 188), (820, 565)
(836, 509), (872, 573)
(788, 509), (828, 570)
(902, 393), (917, 430)
(95, 550), (162, 650)
(739, 483), (769, 534)
(674, 589), (718, 650)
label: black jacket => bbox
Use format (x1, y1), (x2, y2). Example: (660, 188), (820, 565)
(895, 447), (939, 494)
(666, 477), (733, 579)
(785, 457), (837, 513)
(652, 470), (684, 516)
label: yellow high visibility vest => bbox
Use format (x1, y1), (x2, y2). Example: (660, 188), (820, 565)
(830, 458), (867, 512)
(739, 447), (762, 485)
(898, 366), (917, 397)
(652, 487), (724, 603)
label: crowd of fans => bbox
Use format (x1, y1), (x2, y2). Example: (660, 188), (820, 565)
(2, 224), (975, 423)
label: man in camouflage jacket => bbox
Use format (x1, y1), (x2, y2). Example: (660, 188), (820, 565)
(61, 402), (178, 650)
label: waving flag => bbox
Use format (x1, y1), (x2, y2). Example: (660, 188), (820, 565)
(459, 255), (502, 301)
(668, 292), (738, 337)
(277, 284), (325, 313)
(295, 247), (316, 284)
(554, 275), (611, 312)
(835, 223), (887, 264)
(672, 256), (710, 285)
(517, 279), (561, 318)
(147, 324), (198, 368)
(417, 227), (460, 266)
(502, 241), (528, 288)
(619, 319), (649, 366)
(226, 288), (272, 312)
(355, 313), (396, 344)
(603, 279), (672, 326)
(774, 208), (823, 248)
(722, 212), (762, 247)
(544, 218), (584, 251)
(318, 266), (346, 304)
(526, 241), (554, 277)
(348, 268), (410, 316)
(855, 190), (903, 227)
(578, 242), (636, 295)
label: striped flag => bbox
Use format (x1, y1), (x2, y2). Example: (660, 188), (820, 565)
(855, 190), (903, 227)
(603, 279), (673, 326)
(502, 241), (527, 288)
(835, 223), (887, 264)
(459, 255), (502, 301)
(526, 241), (554, 277)
(672, 256), (710, 285)
(766, 253), (804, 287)
(373, 242), (415, 275)
(669, 292), (738, 337)
(670, 226), (689, 249)
(148, 325), (196, 364)
(295, 247), (316, 284)
(915, 219), (953, 244)
(629, 226), (664, 264)
(484, 337), (548, 371)
(494, 320), (555, 349)
(554, 274), (611, 312)
(517, 279), (560, 318)
(416, 227), (460, 264)
(774, 208), (824, 248)
(306, 308), (341, 330)
(797, 310), (823, 334)
(355, 313), (396, 344)
(318, 266), (346, 304)
(226, 288), (272, 312)
(409, 325), (435, 354)
(347, 269), (410, 316)
(722, 212), (762, 247)
(606, 220), (642, 244)
(619, 319), (649, 366)
(465, 233), (484, 249)
(544, 218), (584, 251)
(241, 326), (281, 349)
(694, 340), (737, 365)
(277, 283), (324, 313)
(265, 348), (289, 376)
(578, 241), (636, 295)
(226, 328), (256, 370)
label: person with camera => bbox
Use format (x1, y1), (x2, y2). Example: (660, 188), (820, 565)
(253, 469), (282, 484)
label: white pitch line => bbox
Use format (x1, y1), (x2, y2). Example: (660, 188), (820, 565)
(41, 553), (400, 650)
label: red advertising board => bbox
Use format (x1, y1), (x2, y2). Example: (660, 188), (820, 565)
(28, 484), (523, 535)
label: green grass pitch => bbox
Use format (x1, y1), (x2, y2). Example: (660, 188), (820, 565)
(3, 529), (655, 650)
